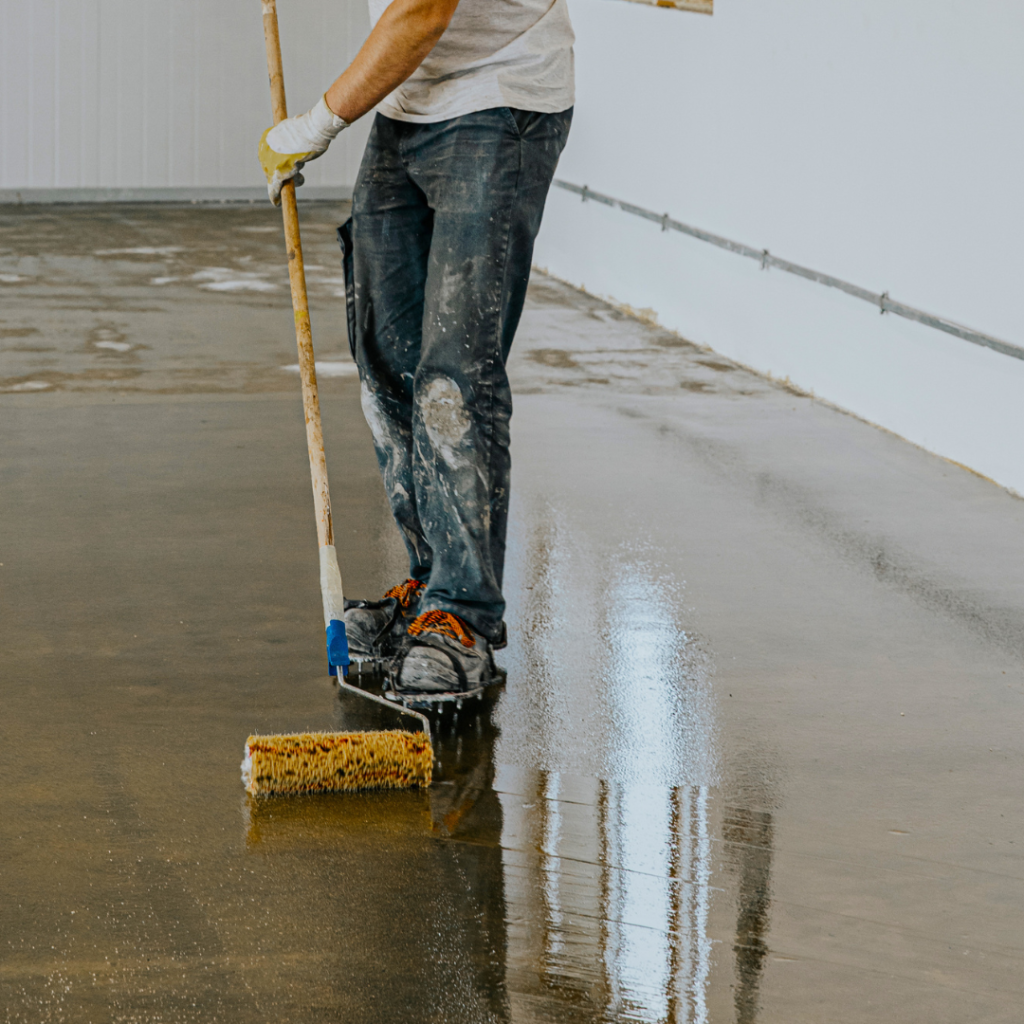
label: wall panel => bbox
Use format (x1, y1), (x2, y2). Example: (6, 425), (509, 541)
(5, 3), (28, 181)
(534, 0), (1024, 494)
(0, 0), (371, 190)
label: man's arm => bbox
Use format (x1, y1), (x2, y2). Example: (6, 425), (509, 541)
(259, 0), (460, 204)
(325, 0), (461, 123)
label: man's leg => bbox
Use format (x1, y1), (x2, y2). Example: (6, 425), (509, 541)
(348, 114), (435, 581)
(404, 107), (572, 644)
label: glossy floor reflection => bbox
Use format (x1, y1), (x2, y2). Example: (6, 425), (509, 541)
(243, 682), (719, 1024)
(2, 204), (1022, 1022)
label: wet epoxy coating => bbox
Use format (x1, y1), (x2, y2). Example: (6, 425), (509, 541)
(2, 204), (1023, 1022)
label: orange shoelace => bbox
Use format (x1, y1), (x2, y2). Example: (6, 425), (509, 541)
(407, 610), (476, 649)
(383, 578), (425, 609)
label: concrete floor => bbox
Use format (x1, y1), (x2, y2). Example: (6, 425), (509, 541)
(1, 202), (1022, 1023)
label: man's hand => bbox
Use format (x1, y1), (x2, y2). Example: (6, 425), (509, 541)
(259, 96), (348, 206)
(258, 0), (459, 205)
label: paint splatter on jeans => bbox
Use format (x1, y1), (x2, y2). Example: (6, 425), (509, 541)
(339, 107), (571, 643)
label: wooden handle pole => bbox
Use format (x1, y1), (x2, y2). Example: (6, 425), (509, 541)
(261, 0), (335, 550)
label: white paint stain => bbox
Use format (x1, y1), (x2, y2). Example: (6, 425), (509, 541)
(437, 265), (463, 320)
(94, 246), (185, 256)
(360, 380), (392, 450)
(95, 341), (132, 353)
(191, 268), (277, 292)
(282, 360), (358, 377)
(0, 274), (25, 283)
(420, 375), (471, 468)
(359, 381), (420, 514)
(150, 276), (178, 285)
(2, 381), (51, 392)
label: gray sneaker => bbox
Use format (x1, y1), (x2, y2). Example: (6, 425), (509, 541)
(385, 610), (498, 705)
(343, 579), (424, 664)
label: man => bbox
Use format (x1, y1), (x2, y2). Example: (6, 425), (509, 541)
(259, 0), (573, 702)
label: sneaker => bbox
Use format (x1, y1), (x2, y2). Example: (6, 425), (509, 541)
(385, 610), (497, 705)
(343, 578), (424, 664)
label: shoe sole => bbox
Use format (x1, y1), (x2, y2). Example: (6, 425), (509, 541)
(349, 654), (385, 671)
(383, 687), (486, 710)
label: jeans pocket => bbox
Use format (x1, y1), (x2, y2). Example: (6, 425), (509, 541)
(499, 106), (522, 136)
(503, 107), (555, 139)
(336, 218), (358, 361)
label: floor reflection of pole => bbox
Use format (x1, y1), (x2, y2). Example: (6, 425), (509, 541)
(603, 782), (624, 1020)
(724, 806), (774, 1024)
(598, 778), (612, 1017)
(667, 787), (690, 1024)
(667, 785), (713, 1024)
(541, 771), (564, 963)
(694, 785), (713, 1024)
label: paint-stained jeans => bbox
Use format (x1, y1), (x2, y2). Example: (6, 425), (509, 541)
(339, 107), (571, 643)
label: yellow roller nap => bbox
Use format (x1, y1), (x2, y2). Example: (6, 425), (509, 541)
(242, 730), (433, 796)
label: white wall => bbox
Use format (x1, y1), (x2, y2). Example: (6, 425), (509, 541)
(0, 0), (370, 191)
(535, 0), (1024, 494)
(4, 0), (1023, 489)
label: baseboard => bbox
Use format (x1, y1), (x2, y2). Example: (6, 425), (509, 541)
(0, 185), (353, 205)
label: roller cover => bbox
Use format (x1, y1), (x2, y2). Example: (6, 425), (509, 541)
(242, 730), (433, 795)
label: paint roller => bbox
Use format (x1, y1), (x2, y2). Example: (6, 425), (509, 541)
(242, 0), (432, 796)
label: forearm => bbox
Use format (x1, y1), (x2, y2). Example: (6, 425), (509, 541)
(325, 0), (459, 123)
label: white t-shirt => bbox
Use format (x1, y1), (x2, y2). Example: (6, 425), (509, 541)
(369, 0), (575, 123)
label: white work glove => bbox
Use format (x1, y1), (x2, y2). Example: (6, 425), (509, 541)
(259, 95), (348, 206)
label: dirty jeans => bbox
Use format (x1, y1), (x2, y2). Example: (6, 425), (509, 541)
(339, 107), (571, 643)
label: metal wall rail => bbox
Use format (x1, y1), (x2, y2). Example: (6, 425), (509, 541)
(554, 179), (1024, 363)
